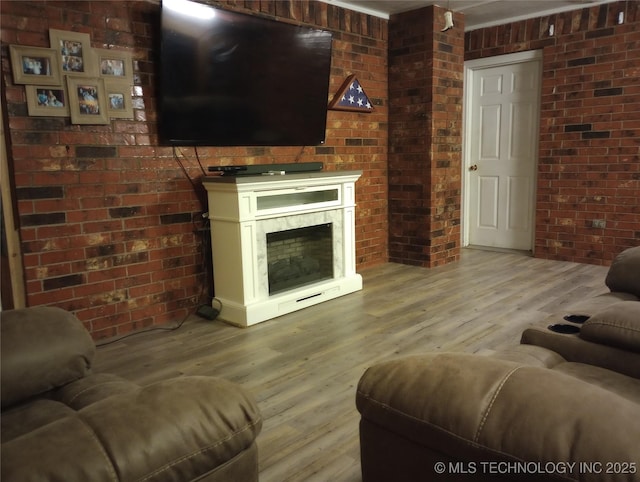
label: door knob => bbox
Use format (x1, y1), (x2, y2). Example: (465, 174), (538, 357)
(469, 164), (478, 171)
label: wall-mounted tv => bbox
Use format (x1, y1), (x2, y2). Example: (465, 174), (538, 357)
(159, 0), (333, 146)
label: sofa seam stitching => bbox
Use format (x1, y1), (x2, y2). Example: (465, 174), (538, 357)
(356, 393), (515, 455)
(75, 415), (120, 482)
(473, 365), (522, 443)
(585, 320), (640, 333)
(136, 416), (263, 482)
(65, 380), (133, 405)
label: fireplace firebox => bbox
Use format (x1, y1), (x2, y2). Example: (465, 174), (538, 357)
(267, 223), (333, 295)
(203, 171), (362, 326)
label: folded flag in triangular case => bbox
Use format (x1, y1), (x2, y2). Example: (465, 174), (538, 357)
(328, 74), (373, 112)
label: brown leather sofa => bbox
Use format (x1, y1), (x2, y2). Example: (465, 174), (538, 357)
(357, 246), (640, 482)
(1, 306), (262, 482)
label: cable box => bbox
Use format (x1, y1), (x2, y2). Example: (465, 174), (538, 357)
(208, 162), (323, 176)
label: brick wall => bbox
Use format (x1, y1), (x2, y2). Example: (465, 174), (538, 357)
(1, 0), (389, 338)
(388, 6), (464, 267)
(466, 0), (640, 264)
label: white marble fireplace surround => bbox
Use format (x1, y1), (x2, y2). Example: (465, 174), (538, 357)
(203, 171), (362, 327)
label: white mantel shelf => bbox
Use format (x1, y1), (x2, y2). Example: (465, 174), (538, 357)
(203, 170), (362, 185)
(203, 170), (363, 327)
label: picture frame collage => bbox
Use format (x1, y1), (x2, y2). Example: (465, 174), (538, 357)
(9, 29), (134, 124)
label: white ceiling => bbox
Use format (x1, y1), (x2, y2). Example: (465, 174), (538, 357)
(320, 0), (620, 31)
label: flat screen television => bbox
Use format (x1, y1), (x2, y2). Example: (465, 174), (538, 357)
(159, 0), (333, 146)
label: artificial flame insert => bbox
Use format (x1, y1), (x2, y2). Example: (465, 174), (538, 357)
(267, 223), (333, 295)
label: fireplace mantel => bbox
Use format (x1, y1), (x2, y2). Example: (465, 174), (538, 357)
(203, 171), (362, 326)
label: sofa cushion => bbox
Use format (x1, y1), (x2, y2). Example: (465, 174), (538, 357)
(580, 301), (640, 353)
(553, 362), (640, 404)
(605, 246), (640, 297)
(1, 307), (95, 408)
(562, 291), (638, 319)
(521, 324), (640, 378)
(2, 376), (262, 482)
(490, 343), (566, 368)
(1, 415), (120, 482)
(54, 373), (139, 409)
(357, 353), (640, 481)
(0, 399), (76, 443)
(77, 376), (262, 481)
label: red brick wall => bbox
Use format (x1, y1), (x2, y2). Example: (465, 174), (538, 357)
(1, 0), (388, 338)
(466, 0), (640, 264)
(388, 6), (464, 267)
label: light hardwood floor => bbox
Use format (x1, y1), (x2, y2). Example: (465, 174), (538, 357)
(94, 248), (610, 482)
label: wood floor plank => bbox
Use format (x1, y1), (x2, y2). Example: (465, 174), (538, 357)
(93, 249), (610, 481)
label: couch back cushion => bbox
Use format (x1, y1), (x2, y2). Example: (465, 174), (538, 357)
(605, 246), (640, 297)
(1, 307), (95, 408)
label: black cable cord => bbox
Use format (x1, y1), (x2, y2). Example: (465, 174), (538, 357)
(173, 146), (199, 192)
(192, 211), (214, 299)
(95, 309), (192, 347)
(194, 146), (207, 176)
(96, 149), (217, 348)
(95, 294), (224, 348)
(96, 244), (213, 348)
(200, 217), (214, 299)
(174, 145), (208, 213)
(294, 145), (306, 163)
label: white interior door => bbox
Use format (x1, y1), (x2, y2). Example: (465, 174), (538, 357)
(464, 51), (541, 251)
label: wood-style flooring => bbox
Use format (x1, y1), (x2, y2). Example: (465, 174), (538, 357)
(93, 248), (610, 482)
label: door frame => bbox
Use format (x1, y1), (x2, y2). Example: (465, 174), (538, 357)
(462, 49), (543, 252)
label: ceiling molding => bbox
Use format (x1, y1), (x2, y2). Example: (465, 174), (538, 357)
(321, 0), (391, 19)
(318, 0), (621, 31)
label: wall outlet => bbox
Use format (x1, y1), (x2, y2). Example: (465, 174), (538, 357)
(592, 219), (606, 229)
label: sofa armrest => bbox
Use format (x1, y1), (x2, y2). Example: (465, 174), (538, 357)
(1, 307), (95, 408)
(356, 353), (640, 481)
(1, 376), (262, 482)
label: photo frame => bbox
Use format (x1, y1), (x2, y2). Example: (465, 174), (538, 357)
(9, 45), (62, 85)
(49, 29), (97, 76)
(95, 48), (133, 83)
(104, 80), (133, 119)
(66, 76), (109, 124)
(25, 85), (70, 117)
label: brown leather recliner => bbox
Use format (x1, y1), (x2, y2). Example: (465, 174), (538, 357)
(1, 306), (262, 482)
(357, 247), (640, 482)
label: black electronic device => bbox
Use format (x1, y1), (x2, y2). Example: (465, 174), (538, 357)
(196, 304), (219, 320)
(208, 166), (248, 174)
(159, 0), (333, 147)
(208, 162), (323, 176)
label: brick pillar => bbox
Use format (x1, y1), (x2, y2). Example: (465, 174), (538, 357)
(388, 6), (464, 267)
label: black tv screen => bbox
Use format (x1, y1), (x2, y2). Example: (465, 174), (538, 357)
(159, 0), (333, 146)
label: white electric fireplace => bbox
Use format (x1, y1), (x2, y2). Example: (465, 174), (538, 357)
(203, 171), (362, 326)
